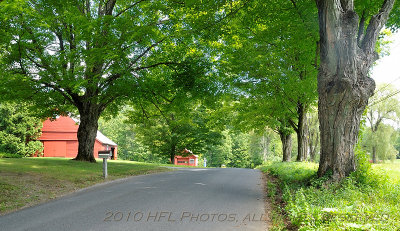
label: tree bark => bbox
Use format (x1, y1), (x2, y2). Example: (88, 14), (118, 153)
(279, 130), (292, 162)
(296, 103), (308, 161)
(316, 0), (395, 180)
(74, 104), (101, 163)
(170, 144), (176, 164)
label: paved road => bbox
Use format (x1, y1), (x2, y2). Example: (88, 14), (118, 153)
(0, 168), (267, 231)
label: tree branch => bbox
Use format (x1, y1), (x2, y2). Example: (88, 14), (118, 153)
(357, 9), (366, 46)
(133, 61), (176, 71)
(361, 0), (395, 54)
(36, 81), (77, 107)
(114, 0), (146, 18)
(129, 37), (166, 68)
(288, 119), (299, 132)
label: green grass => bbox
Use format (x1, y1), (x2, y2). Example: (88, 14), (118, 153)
(0, 157), (170, 215)
(259, 160), (400, 231)
(373, 159), (400, 183)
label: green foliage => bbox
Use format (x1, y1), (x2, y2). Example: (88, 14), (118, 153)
(130, 103), (222, 163)
(364, 124), (398, 161)
(375, 29), (393, 57)
(0, 0), (228, 113)
(99, 104), (276, 168)
(260, 162), (400, 230)
(363, 84), (400, 162)
(98, 110), (148, 162)
(226, 130), (251, 168)
(352, 145), (372, 185)
(0, 103), (43, 157)
(210, 0), (319, 163)
(0, 0), (226, 161)
(202, 128), (282, 168)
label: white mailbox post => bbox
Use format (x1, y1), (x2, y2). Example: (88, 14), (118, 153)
(98, 150), (112, 179)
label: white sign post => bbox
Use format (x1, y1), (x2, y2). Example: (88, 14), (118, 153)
(98, 151), (112, 179)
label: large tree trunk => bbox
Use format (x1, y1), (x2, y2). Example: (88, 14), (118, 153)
(316, 0), (394, 180)
(296, 103), (308, 161)
(74, 104), (101, 162)
(279, 131), (292, 162)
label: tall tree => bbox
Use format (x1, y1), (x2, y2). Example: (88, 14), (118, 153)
(216, 0), (319, 163)
(0, 0), (226, 162)
(315, 0), (396, 179)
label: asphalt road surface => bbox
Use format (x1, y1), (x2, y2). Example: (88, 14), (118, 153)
(0, 168), (268, 231)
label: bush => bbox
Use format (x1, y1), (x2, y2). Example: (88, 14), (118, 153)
(0, 132), (43, 157)
(0, 103), (43, 157)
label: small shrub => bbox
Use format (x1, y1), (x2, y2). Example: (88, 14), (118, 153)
(352, 146), (372, 185)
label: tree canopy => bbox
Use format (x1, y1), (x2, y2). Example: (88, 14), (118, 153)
(0, 0), (228, 161)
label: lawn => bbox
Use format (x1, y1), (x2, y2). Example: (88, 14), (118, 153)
(373, 159), (400, 183)
(259, 160), (400, 231)
(0, 157), (170, 215)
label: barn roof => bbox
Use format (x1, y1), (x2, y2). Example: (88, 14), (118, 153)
(96, 131), (117, 146)
(42, 116), (78, 132)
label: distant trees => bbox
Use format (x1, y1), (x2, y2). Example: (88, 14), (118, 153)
(98, 111), (148, 161)
(363, 84), (400, 162)
(0, 103), (43, 157)
(363, 124), (398, 161)
(131, 104), (223, 164)
(201, 129), (282, 168)
(98, 104), (284, 167)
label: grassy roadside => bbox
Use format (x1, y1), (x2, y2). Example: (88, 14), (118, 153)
(0, 157), (171, 215)
(258, 160), (400, 230)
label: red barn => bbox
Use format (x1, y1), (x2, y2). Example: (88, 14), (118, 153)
(38, 116), (118, 159)
(173, 149), (198, 166)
